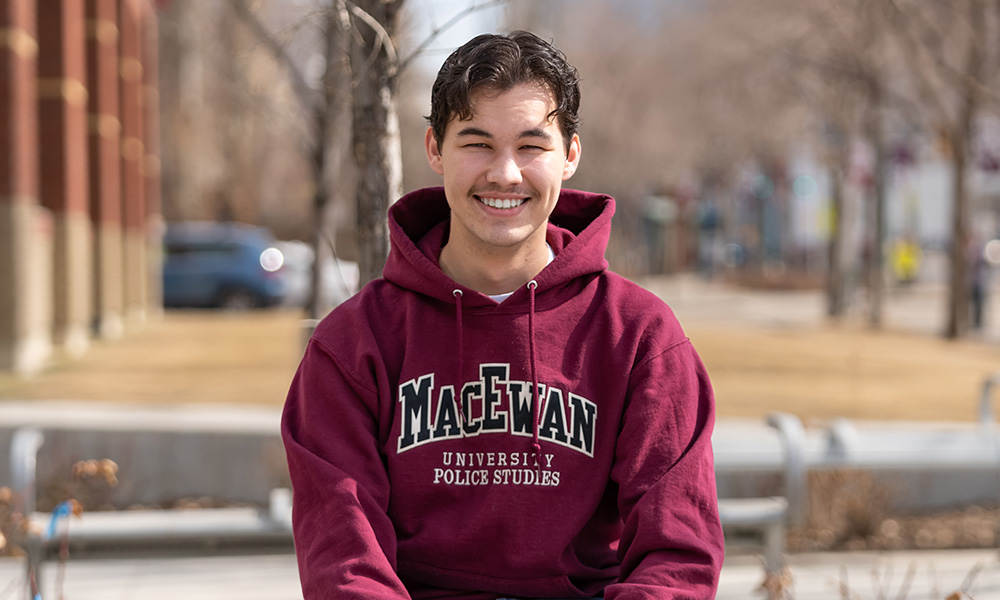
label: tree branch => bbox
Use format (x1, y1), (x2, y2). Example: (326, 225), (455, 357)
(339, 0), (400, 83)
(397, 0), (509, 74)
(226, 0), (318, 115)
(884, 0), (1000, 113)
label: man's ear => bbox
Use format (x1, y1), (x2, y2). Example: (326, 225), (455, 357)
(425, 127), (445, 176)
(562, 134), (581, 180)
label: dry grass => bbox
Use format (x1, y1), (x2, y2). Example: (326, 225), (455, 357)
(0, 309), (305, 405)
(1, 295), (999, 426)
(690, 324), (1000, 423)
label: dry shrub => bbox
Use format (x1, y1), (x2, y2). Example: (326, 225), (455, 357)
(789, 469), (999, 552)
(792, 469), (894, 550)
(40, 459), (120, 512)
(814, 470), (892, 542)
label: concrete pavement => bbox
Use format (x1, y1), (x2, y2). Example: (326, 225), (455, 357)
(0, 554), (302, 600)
(639, 272), (1000, 341)
(2, 548), (999, 599)
(720, 549), (1000, 599)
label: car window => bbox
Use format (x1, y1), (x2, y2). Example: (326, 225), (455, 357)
(166, 242), (241, 259)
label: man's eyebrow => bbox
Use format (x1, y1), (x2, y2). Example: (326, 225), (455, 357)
(518, 128), (552, 141)
(456, 127), (492, 138)
(454, 126), (553, 142)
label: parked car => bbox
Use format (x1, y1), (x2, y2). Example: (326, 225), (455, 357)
(275, 240), (359, 311)
(162, 222), (288, 309)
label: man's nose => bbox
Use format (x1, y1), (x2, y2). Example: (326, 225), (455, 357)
(486, 151), (522, 186)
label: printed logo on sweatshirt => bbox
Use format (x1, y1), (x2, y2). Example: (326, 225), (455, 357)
(396, 363), (597, 457)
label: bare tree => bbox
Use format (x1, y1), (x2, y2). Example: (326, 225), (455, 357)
(826, 0), (897, 328)
(309, 5), (352, 317)
(159, 0), (317, 232)
(886, 0), (999, 338)
(688, 0), (1000, 336)
(637, 0), (814, 276)
(769, 0), (902, 325)
(224, 0), (510, 317)
(348, 0), (405, 286)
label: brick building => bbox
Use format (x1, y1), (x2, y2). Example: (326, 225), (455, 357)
(0, 0), (162, 374)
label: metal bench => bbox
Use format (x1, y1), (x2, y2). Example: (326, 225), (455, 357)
(9, 428), (293, 599)
(713, 373), (1000, 573)
(715, 412), (806, 573)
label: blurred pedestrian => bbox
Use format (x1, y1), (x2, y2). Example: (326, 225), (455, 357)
(970, 237), (989, 330)
(890, 236), (921, 286)
(696, 199), (721, 279)
(282, 30), (723, 600)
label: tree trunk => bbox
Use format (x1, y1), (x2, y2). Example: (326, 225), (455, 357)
(351, 0), (404, 287)
(306, 26), (332, 320)
(865, 87), (887, 329)
(944, 0), (984, 339)
(306, 6), (351, 320)
(946, 133), (970, 339)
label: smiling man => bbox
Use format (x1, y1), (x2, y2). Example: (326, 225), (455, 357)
(428, 80), (580, 295)
(282, 31), (724, 600)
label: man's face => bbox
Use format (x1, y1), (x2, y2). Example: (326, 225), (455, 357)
(425, 82), (581, 258)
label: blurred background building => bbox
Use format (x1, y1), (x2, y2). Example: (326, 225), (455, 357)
(0, 0), (163, 375)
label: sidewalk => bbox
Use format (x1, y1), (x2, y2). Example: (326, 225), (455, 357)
(720, 549), (1000, 599)
(2, 548), (998, 599)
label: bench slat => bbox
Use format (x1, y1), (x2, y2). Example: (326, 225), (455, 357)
(718, 497), (788, 526)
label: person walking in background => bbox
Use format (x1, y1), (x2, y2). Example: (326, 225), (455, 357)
(890, 235), (921, 287)
(282, 30), (723, 599)
(970, 236), (990, 330)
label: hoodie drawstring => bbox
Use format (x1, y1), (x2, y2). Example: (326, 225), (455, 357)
(453, 289), (466, 425)
(452, 282), (542, 469)
(527, 280), (542, 472)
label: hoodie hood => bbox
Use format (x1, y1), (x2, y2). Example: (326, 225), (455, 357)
(384, 187), (615, 307)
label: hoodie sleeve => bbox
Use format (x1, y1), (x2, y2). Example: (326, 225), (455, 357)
(605, 337), (724, 600)
(281, 337), (411, 600)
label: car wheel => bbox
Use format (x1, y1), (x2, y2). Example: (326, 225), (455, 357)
(216, 287), (261, 310)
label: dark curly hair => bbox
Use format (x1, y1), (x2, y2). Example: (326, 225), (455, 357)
(427, 30), (581, 152)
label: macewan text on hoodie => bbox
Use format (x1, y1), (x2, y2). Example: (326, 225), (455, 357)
(282, 187), (724, 599)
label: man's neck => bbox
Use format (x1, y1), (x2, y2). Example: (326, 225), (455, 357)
(439, 233), (550, 296)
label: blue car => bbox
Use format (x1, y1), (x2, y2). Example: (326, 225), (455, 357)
(162, 222), (288, 309)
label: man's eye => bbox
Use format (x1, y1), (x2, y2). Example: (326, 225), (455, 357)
(464, 143), (489, 149)
(521, 145), (545, 151)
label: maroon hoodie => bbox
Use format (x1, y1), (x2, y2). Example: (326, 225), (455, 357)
(282, 187), (723, 599)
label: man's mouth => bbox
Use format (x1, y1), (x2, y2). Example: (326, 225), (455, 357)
(477, 196), (527, 210)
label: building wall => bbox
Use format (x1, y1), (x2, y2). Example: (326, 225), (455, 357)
(0, 0), (161, 375)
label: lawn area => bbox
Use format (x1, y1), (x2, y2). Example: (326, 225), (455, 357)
(690, 323), (998, 423)
(0, 309), (305, 406)
(1, 283), (998, 425)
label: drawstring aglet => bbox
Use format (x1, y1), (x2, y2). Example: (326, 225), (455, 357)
(532, 441), (542, 478)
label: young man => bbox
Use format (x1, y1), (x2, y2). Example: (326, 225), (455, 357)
(282, 31), (724, 599)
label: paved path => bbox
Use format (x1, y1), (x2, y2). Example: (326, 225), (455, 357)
(720, 549), (1000, 599)
(640, 273), (1000, 341)
(0, 554), (302, 600)
(2, 549), (999, 599)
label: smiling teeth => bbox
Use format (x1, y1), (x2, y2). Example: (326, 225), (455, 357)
(480, 197), (525, 209)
